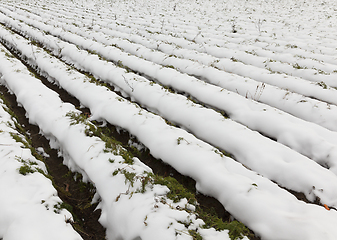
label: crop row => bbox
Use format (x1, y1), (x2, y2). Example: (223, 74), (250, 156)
(1, 0), (337, 239)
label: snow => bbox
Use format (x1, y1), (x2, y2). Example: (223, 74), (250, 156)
(0, 40), (229, 240)
(3, 10), (337, 207)
(0, 0), (337, 239)
(0, 98), (82, 240)
(3, 7), (337, 172)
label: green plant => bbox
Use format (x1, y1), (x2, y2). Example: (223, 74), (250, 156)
(10, 132), (27, 146)
(18, 164), (35, 175)
(140, 174), (152, 193)
(315, 69), (328, 75)
(293, 63), (307, 70)
(227, 221), (252, 240)
(317, 81), (328, 89)
(53, 202), (74, 214)
(66, 111), (89, 125)
(177, 137), (190, 145)
(154, 175), (196, 204)
(245, 50), (257, 55)
(188, 230), (203, 240)
(120, 150), (134, 164)
(197, 206), (252, 240)
(165, 64), (176, 69)
(230, 57), (238, 62)
(122, 170), (136, 187)
(177, 137), (184, 145)
(16, 156), (44, 176)
(83, 119), (136, 165)
(62, 170), (73, 178)
(116, 60), (132, 73)
(213, 148), (227, 157)
(286, 44), (298, 48)
(79, 181), (87, 192)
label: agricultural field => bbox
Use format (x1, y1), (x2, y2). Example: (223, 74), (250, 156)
(0, 0), (337, 239)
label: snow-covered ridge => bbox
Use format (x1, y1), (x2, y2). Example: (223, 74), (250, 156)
(2, 5), (337, 133)
(0, 43), (238, 240)
(3, 8), (337, 206)
(12, 0), (337, 80)
(3, 11), (337, 173)
(0, 15), (337, 240)
(1, 0), (337, 239)
(0, 80), (82, 239)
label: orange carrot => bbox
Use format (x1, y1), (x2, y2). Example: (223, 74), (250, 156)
(324, 204), (330, 211)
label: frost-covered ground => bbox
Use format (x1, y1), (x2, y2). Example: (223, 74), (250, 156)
(0, 0), (337, 239)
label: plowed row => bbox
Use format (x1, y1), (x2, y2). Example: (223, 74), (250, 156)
(1, 0), (337, 239)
